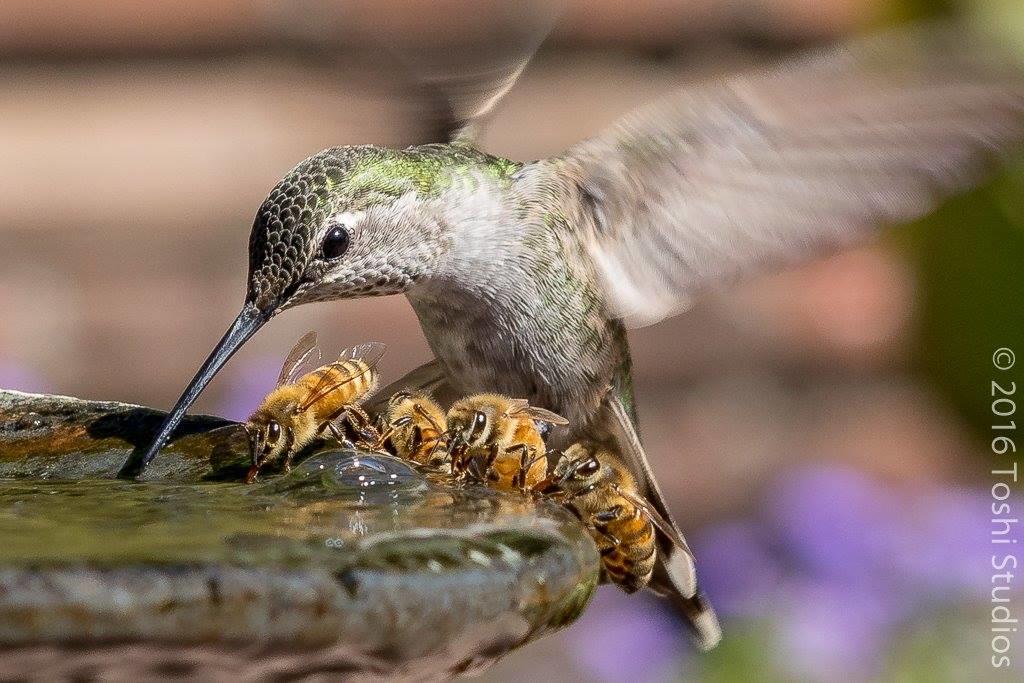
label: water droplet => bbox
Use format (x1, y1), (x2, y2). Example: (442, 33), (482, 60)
(249, 449), (428, 504)
(298, 450), (423, 491)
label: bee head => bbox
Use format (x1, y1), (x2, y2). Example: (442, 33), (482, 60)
(545, 444), (606, 495)
(245, 412), (291, 476)
(446, 399), (499, 449)
(453, 409), (492, 449)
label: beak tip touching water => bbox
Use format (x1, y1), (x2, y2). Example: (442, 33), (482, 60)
(117, 302), (268, 479)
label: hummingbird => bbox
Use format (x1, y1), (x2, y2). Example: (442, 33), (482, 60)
(123, 24), (1024, 650)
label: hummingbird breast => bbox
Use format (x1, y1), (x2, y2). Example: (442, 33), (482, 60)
(407, 171), (627, 431)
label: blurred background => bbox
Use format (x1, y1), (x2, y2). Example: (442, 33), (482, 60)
(2, 0), (1023, 680)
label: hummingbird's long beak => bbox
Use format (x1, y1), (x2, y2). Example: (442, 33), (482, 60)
(118, 301), (269, 479)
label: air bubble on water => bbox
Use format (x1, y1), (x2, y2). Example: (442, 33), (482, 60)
(253, 449), (427, 500)
(307, 451), (423, 491)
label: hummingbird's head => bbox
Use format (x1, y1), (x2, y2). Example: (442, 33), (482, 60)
(247, 145), (450, 315)
(122, 144), (461, 479)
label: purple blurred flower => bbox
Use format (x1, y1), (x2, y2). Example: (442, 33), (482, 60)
(217, 356), (281, 421)
(900, 486), (1022, 601)
(688, 462), (1015, 679)
(566, 588), (686, 682)
(775, 580), (898, 681)
(692, 520), (782, 619)
(765, 464), (904, 592)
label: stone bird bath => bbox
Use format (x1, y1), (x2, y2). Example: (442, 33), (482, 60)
(0, 390), (600, 680)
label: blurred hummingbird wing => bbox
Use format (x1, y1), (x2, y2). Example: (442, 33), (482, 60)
(394, 3), (560, 143)
(562, 23), (1024, 328)
(601, 390), (721, 650)
(274, 1), (561, 144)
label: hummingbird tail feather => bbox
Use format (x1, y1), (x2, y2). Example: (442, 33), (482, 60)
(601, 387), (722, 650)
(667, 589), (722, 652)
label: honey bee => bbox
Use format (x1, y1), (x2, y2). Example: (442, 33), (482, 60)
(538, 440), (720, 649)
(377, 390), (449, 469)
(245, 331), (385, 482)
(540, 441), (663, 591)
(445, 393), (568, 492)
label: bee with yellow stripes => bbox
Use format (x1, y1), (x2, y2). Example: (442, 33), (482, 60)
(445, 393), (568, 492)
(245, 331), (385, 482)
(377, 391), (450, 469)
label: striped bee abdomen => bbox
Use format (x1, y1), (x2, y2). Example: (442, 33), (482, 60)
(298, 359), (378, 422)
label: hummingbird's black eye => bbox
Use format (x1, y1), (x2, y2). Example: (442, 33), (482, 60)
(322, 226), (351, 260)
(267, 421), (281, 445)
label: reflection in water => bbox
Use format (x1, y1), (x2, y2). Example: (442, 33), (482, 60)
(259, 450), (429, 538)
(0, 450), (576, 568)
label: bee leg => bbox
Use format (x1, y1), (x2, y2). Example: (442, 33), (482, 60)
(343, 405), (381, 448)
(346, 404), (374, 429)
(483, 443), (502, 484)
(449, 439), (472, 480)
(424, 433), (445, 465)
(505, 444), (533, 492)
(327, 407), (379, 450)
(325, 421), (356, 449)
(375, 416), (412, 451)
(357, 425), (383, 450)
(408, 426), (424, 460)
(412, 403), (443, 432)
(520, 449), (549, 493)
(468, 454), (485, 482)
(466, 447), (492, 483)
(485, 443), (500, 468)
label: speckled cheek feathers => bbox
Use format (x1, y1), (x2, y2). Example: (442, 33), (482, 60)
(247, 154), (340, 311)
(246, 147), (453, 311)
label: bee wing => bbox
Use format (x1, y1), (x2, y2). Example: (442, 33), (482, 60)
(601, 388), (721, 651)
(613, 485), (694, 559)
(503, 398), (570, 425)
(276, 330), (322, 387)
(298, 342), (387, 411)
(521, 406), (570, 426)
(335, 341), (388, 367)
